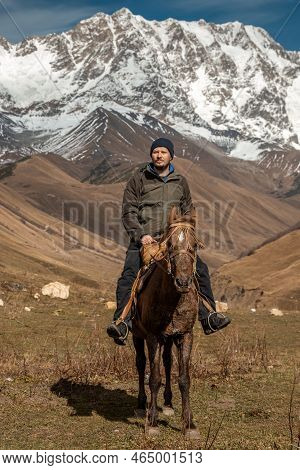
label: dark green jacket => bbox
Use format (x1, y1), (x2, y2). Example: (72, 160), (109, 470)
(122, 162), (194, 242)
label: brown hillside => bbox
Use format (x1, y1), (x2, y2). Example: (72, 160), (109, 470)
(212, 228), (300, 312)
(3, 153), (300, 271)
(0, 182), (123, 294)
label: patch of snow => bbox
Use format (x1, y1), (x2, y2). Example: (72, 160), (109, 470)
(266, 49), (291, 69)
(172, 120), (212, 140)
(104, 101), (148, 127)
(180, 21), (215, 48)
(231, 87), (251, 109)
(0, 44), (65, 106)
(116, 131), (132, 146)
(189, 65), (226, 130)
(251, 70), (267, 94)
(114, 56), (147, 94)
(245, 25), (290, 69)
(220, 44), (252, 73)
(229, 140), (262, 161)
(18, 112), (86, 133)
(286, 74), (300, 144)
(149, 21), (170, 49)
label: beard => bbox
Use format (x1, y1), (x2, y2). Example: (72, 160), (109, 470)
(153, 161), (169, 171)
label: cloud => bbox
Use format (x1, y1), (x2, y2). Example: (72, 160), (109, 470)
(171, 0), (294, 11)
(0, 0), (298, 45)
(0, 1), (122, 43)
(170, 0), (296, 25)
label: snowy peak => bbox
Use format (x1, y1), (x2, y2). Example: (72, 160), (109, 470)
(112, 7), (134, 18)
(0, 36), (11, 51)
(0, 9), (299, 169)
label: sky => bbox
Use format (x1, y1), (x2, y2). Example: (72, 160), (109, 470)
(0, 0), (299, 51)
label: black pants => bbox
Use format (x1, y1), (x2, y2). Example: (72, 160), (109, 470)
(113, 240), (216, 322)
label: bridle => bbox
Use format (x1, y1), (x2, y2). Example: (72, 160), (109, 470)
(158, 222), (205, 278)
(115, 220), (211, 329)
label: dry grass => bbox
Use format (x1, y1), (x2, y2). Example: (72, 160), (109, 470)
(0, 323), (273, 384)
(0, 281), (299, 449)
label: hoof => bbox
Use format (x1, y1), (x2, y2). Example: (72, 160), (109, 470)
(185, 428), (201, 440)
(147, 426), (160, 437)
(134, 408), (146, 418)
(162, 406), (175, 416)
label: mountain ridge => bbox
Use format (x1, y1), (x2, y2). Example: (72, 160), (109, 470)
(0, 7), (299, 172)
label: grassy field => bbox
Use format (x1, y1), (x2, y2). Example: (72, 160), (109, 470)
(0, 274), (299, 450)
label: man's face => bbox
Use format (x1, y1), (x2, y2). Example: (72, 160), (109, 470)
(151, 146), (172, 169)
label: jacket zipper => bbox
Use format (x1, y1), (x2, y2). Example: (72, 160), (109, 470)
(161, 179), (166, 230)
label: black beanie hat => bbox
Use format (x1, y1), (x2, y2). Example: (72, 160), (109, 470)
(150, 138), (174, 159)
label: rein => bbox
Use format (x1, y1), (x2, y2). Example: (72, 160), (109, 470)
(116, 221), (212, 327)
(150, 221), (205, 278)
(162, 222), (214, 312)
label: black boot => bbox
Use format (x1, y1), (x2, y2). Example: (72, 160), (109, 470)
(198, 299), (231, 335)
(107, 320), (129, 346)
(200, 311), (231, 335)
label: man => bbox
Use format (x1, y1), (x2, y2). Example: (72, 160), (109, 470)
(107, 137), (231, 345)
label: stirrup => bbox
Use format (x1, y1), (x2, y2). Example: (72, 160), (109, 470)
(113, 320), (129, 341)
(207, 312), (219, 332)
(203, 312), (231, 335)
(119, 321), (129, 341)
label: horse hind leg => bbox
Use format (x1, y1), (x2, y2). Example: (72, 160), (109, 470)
(175, 332), (200, 440)
(133, 335), (147, 417)
(162, 337), (174, 416)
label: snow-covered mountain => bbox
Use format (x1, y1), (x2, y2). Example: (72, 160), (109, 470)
(0, 7), (300, 170)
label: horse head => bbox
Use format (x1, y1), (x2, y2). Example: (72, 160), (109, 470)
(166, 205), (198, 294)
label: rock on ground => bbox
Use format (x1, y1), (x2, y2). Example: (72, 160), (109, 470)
(216, 301), (228, 313)
(270, 308), (284, 316)
(42, 282), (70, 299)
(106, 301), (116, 310)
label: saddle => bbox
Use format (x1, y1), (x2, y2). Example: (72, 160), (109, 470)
(114, 239), (214, 326)
(115, 242), (166, 326)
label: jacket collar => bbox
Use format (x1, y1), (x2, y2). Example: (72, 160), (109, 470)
(144, 162), (179, 180)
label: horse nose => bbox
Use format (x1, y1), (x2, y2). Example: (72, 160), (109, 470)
(175, 277), (193, 288)
(175, 278), (185, 287)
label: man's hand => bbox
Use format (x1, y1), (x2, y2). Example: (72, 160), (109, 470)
(140, 234), (156, 245)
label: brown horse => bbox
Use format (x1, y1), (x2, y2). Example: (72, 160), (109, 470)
(132, 206), (201, 438)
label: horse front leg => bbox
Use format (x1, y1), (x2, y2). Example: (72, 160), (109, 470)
(133, 335), (147, 416)
(146, 334), (162, 435)
(175, 332), (200, 439)
(162, 337), (174, 416)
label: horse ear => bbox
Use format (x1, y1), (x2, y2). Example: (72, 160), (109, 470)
(168, 206), (178, 224)
(190, 206), (196, 226)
